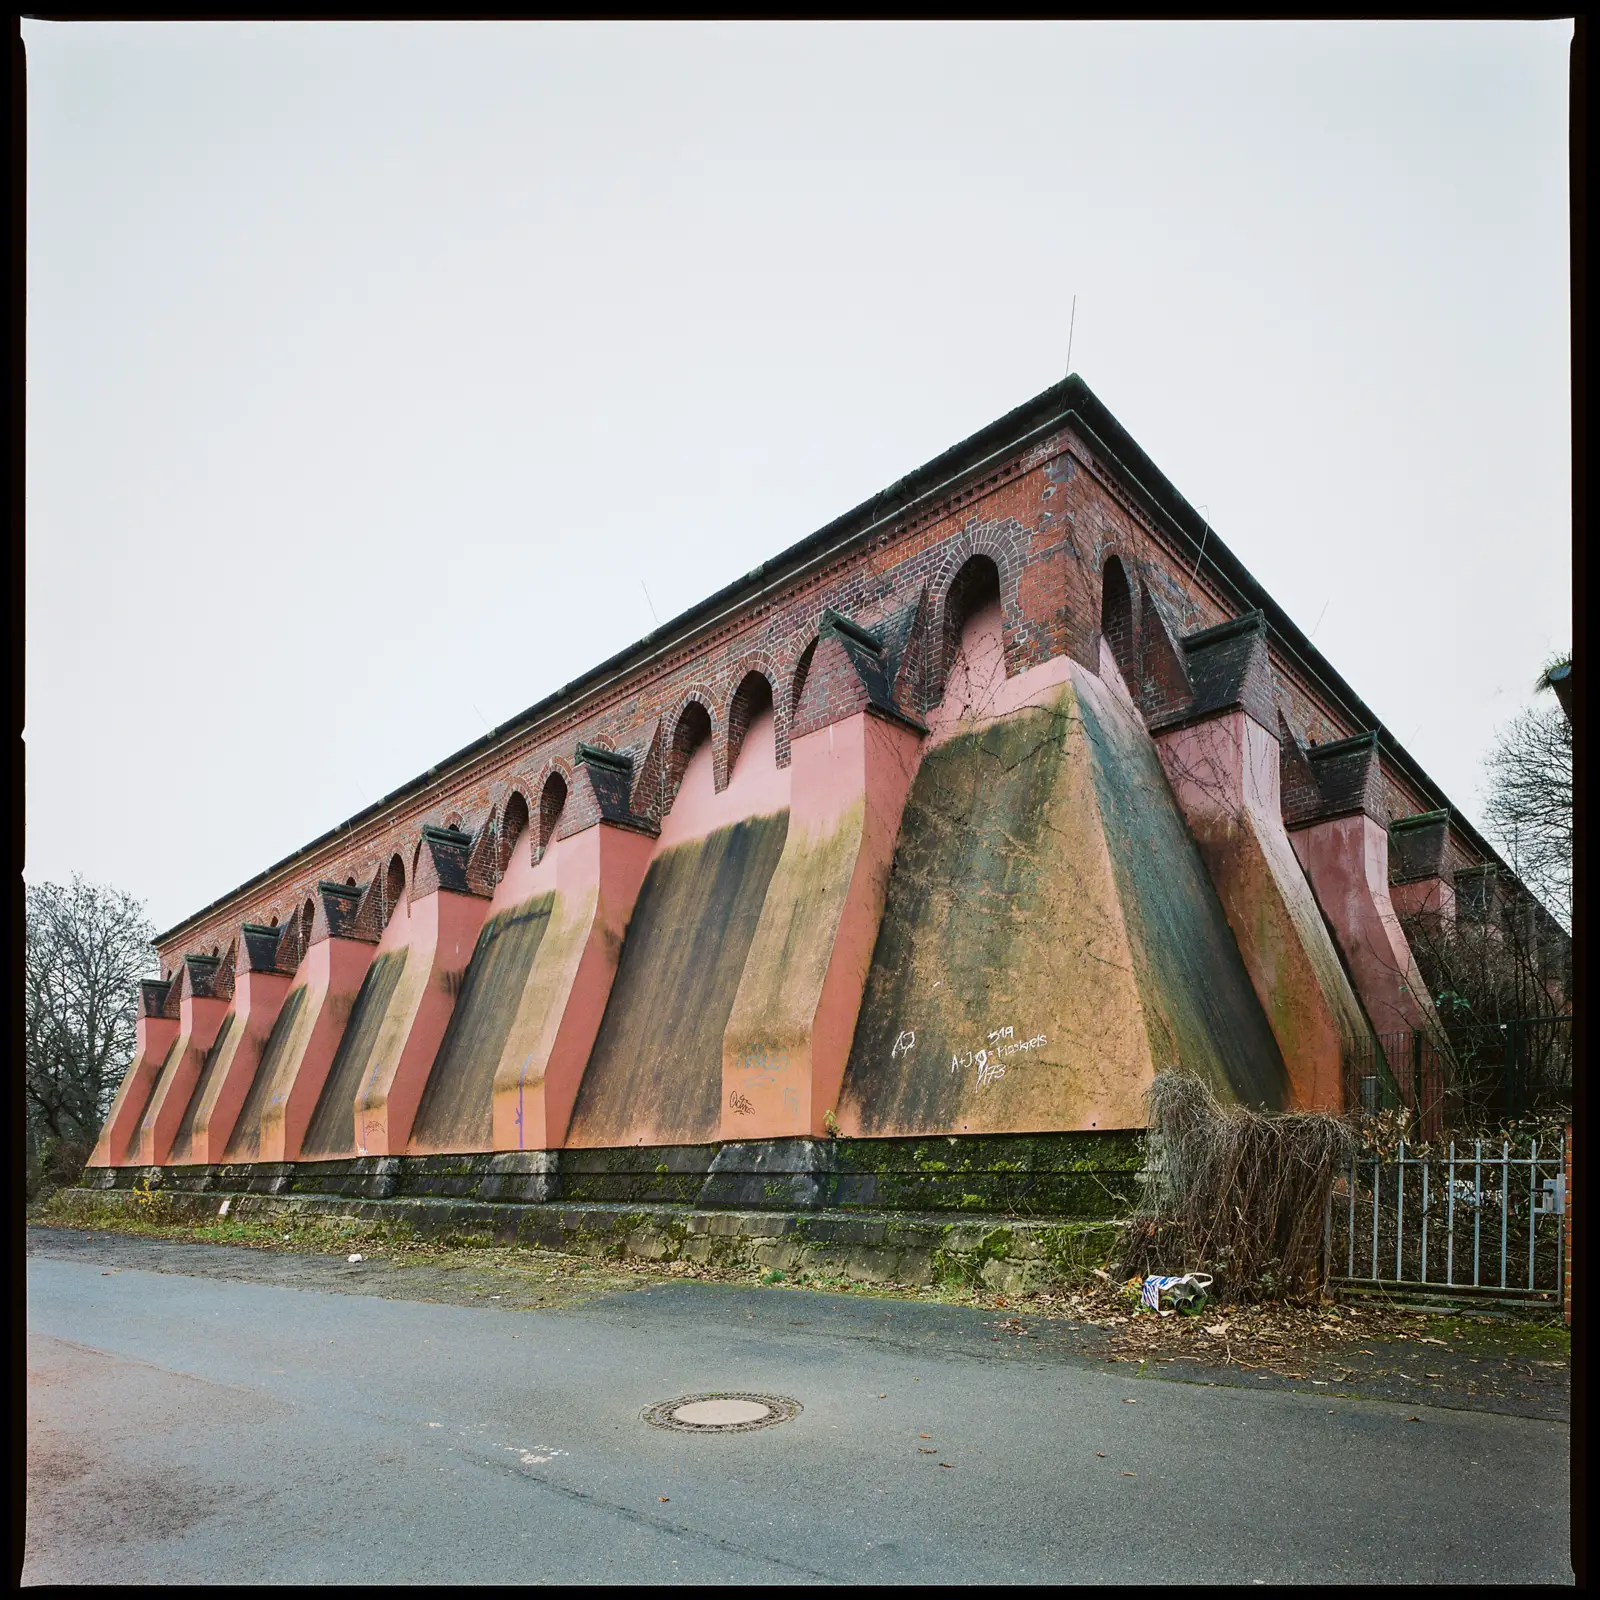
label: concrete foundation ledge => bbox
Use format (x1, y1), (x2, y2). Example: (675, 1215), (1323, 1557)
(50, 1186), (1125, 1297)
(79, 1131), (1144, 1217)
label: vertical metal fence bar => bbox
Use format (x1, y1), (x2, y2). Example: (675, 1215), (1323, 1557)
(1396, 1141), (1406, 1282)
(1474, 1140), (1482, 1289)
(1347, 1159), (1355, 1278)
(1500, 1141), (1509, 1290)
(1528, 1139), (1538, 1291)
(1446, 1141), (1456, 1287)
(1556, 1136), (1565, 1299)
(1371, 1153), (1381, 1280)
(1421, 1157), (1430, 1284)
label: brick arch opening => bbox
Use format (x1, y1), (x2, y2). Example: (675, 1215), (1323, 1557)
(500, 790), (531, 872)
(938, 554), (1005, 718)
(1101, 553), (1136, 685)
(791, 637), (818, 714)
(537, 771), (568, 855)
(665, 699), (714, 815)
(726, 671), (775, 778)
(384, 854), (406, 924)
(299, 897), (315, 950)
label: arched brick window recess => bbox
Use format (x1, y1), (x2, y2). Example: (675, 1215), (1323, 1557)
(940, 555), (1004, 710)
(536, 772), (568, 857)
(268, 913), (280, 928)
(384, 854), (406, 926)
(299, 898), (316, 951)
(444, 812), (463, 830)
(791, 638), (818, 714)
(726, 671), (775, 778)
(500, 790), (530, 873)
(343, 876), (356, 888)
(1100, 554), (1137, 685)
(665, 700), (713, 816)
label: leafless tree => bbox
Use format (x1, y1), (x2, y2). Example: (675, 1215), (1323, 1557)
(24, 876), (156, 1171)
(1481, 653), (1572, 930)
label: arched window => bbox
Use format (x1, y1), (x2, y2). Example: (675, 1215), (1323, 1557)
(665, 701), (713, 814)
(537, 772), (568, 855)
(500, 790), (530, 872)
(940, 555), (1005, 716)
(1100, 554), (1136, 684)
(384, 854), (406, 924)
(726, 671), (775, 778)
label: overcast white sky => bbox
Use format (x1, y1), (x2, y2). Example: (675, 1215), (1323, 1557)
(24, 21), (1572, 936)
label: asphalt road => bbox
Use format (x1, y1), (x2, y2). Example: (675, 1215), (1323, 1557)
(26, 1238), (1572, 1585)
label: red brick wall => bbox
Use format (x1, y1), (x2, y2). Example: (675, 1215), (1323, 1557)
(155, 423), (1496, 973)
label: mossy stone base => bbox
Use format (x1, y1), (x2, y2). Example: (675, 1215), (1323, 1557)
(54, 1186), (1123, 1298)
(81, 1130), (1143, 1218)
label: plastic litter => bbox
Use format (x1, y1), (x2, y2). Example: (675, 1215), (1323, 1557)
(1136, 1273), (1213, 1315)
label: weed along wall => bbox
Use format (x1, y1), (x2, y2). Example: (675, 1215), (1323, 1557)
(85, 375), (1547, 1227)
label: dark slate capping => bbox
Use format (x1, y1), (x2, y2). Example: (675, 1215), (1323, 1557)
(1290, 730), (1385, 827)
(316, 878), (374, 941)
(821, 607), (885, 654)
(137, 979), (173, 1018)
(239, 921), (294, 975)
(820, 608), (928, 734)
(571, 741), (658, 836)
(576, 741), (634, 775)
(156, 373), (1528, 950)
(1149, 609), (1272, 732)
(1389, 809), (1453, 884)
(1181, 609), (1268, 651)
(181, 952), (223, 1000)
(417, 826), (479, 897)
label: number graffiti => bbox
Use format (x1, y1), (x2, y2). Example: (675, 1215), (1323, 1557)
(948, 1026), (1048, 1088)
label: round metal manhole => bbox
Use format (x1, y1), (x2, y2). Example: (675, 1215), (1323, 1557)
(642, 1393), (802, 1433)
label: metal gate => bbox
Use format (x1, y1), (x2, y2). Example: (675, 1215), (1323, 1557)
(1328, 1136), (1567, 1301)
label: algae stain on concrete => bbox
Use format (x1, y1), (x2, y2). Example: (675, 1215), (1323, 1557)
(224, 986), (309, 1161)
(1072, 667), (1289, 1108)
(169, 1012), (238, 1166)
(301, 950), (410, 1158)
(842, 686), (1147, 1136)
(726, 796), (865, 1070)
(568, 812), (789, 1147)
(410, 893), (555, 1153)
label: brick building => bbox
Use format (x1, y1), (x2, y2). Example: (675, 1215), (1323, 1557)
(88, 375), (1555, 1199)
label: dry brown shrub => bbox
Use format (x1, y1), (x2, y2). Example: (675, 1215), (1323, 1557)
(1117, 1070), (1356, 1304)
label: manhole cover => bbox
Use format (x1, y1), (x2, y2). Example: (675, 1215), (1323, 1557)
(642, 1393), (802, 1433)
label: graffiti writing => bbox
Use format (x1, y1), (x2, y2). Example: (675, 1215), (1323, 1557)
(728, 1090), (755, 1116)
(891, 1030), (916, 1059)
(951, 1028), (1048, 1087)
(736, 1043), (789, 1075)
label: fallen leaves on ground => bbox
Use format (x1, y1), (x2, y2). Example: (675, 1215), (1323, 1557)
(1011, 1285), (1481, 1376)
